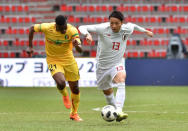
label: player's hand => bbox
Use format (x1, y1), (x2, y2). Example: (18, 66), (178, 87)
(85, 34), (93, 44)
(72, 39), (81, 47)
(26, 47), (33, 57)
(72, 39), (82, 53)
(145, 30), (154, 37)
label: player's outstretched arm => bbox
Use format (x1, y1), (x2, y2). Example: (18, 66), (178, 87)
(27, 26), (35, 57)
(131, 23), (154, 37)
(78, 25), (97, 45)
(79, 23), (109, 45)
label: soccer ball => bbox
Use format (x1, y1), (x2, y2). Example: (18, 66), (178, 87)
(101, 105), (118, 122)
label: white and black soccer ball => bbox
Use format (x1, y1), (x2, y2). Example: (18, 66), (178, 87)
(101, 105), (118, 122)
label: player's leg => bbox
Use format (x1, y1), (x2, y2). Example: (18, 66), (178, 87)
(113, 71), (126, 112)
(68, 81), (82, 121)
(52, 72), (71, 109)
(103, 88), (116, 108)
(97, 69), (117, 108)
(64, 62), (82, 121)
(48, 62), (71, 109)
(113, 71), (128, 122)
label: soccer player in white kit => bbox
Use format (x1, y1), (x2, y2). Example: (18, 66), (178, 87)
(79, 11), (153, 122)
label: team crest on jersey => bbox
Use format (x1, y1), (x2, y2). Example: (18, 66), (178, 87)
(65, 35), (69, 39)
(122, 32), (128, 41)
(104, 33), (111, 37)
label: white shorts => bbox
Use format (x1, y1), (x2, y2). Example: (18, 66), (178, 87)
(96, 63), (126, 90)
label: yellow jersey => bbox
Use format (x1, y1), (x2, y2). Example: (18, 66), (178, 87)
(34, 22), (81, 65)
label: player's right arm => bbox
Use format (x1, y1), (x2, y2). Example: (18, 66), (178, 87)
(27, 23), (48, 57)
(78, 25), (96, 44)
(27, 26), (35, 57)
(78, 23), (109, 44)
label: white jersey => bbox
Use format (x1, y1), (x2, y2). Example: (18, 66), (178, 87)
(79, 22), (146, 70)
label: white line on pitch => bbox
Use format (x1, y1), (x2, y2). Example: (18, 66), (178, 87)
(92, 107), (188, 114)
(0, 110), (188, 115)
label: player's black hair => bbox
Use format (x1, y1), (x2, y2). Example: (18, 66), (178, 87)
(109, 11), (124, 22)
(55, 15), (67, 26)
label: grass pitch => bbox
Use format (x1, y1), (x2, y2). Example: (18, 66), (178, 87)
(0, 86), (188, 131)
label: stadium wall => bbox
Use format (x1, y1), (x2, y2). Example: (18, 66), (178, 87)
(126, 59), (188, 86)
(0, 58), (96, 87)
(1, 58), (188, 87)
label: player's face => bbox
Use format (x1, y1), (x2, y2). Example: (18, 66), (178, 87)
(109, 17), (123, 33)
(56, 24), (67, 34)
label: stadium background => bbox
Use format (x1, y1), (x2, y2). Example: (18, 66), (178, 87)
(1, 0), (188, 58)
(0, 0), (188, 87)
(0, 1), (188, 131)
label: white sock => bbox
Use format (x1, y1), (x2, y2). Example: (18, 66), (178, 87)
(115, 82), (126, 112)
(104, 93), (116, 108)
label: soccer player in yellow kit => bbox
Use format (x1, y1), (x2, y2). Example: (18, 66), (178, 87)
(27, 15), (83, 121)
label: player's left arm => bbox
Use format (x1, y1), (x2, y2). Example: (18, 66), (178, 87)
(133, 23), (154, 37)
(144, 30), (153, 37)
(71, 27), (83, 53)
(72, 38), (82, 53)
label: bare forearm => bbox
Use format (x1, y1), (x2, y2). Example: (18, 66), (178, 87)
(75, 45), (83, 53)
(29, 26), (35, 48)
(144, 30), (154, 37)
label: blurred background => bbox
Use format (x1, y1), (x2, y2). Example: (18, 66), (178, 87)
(1, 1), (188, 130)
(0, 0), (188, 58)
(0, 0), (188, 87)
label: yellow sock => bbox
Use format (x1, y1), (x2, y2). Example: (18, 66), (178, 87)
(58, 87), (68, 96)
(71, 93), (80, 114)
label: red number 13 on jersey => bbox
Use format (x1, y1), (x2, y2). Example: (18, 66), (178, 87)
(112, 42), (120, 50)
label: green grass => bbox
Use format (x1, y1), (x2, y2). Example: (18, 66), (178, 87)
(0, 86), (188, 131)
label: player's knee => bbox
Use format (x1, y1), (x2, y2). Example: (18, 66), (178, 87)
(71, 86), (80, 94)
(56, 79), (66, 90)
(113, 72), (126, 83)
(119, 78), (125, 83)
(113, 77), (125, 83)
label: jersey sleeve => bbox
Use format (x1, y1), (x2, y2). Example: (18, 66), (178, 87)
(34, 23), (49, 32)
(71, 26), (81, 43)
(78, 22), (109, 36)
(123, 22), (146, 34)
(132, 23), (146, 32)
